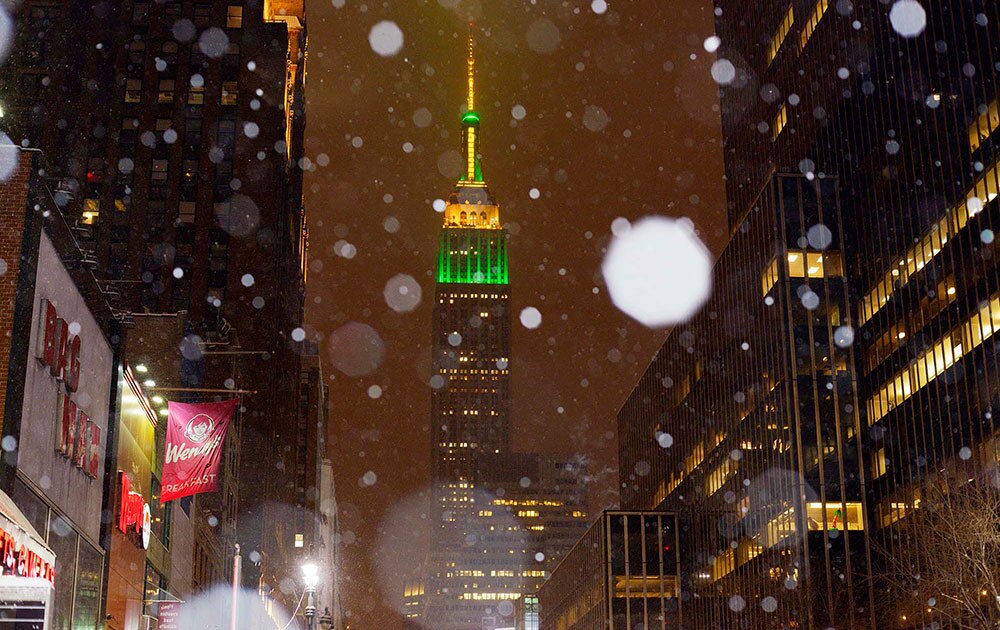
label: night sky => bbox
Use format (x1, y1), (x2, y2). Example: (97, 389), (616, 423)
(301, 0), (725, 626)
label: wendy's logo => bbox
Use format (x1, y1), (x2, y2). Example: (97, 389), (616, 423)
(184, 414), (215, 443)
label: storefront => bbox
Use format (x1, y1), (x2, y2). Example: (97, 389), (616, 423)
(11, 230), (113, 629)
(0, 489), (57, 627)
(104, 366), (156, 630)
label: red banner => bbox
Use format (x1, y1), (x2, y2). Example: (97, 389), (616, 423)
(162, 400), (237, 503)
(158, 601), (181, 629)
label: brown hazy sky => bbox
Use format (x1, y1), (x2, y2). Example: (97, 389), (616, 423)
(302, 0), (725, 627)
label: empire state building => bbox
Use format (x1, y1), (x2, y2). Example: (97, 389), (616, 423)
(420, 32), (589, 630)
(425, 32), (516, 628)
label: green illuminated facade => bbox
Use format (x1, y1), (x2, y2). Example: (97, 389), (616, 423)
(436, 228), (508, 285)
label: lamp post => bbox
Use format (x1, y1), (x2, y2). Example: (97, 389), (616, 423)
(301, 563), (319, 630)
(319, 607), (333, 630)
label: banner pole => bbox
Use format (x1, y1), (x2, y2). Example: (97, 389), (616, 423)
(231, 543), (241, 630)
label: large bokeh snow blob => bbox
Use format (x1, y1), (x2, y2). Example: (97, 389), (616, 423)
(601, 216), (712, 328)
(327, 322), (385, 377)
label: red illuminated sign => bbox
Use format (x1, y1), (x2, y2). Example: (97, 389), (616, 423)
(0, 528), (55, 585)
(117, 473), (151, 549)
(36, 299), (100, 478)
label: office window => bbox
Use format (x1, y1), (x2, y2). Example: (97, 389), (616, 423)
(968, 98), (1000, 152)
(799, 0), (829, 49)
(872, 449), (887, 479)
(151, 160), (169, 181)
(767, 4), (795, 65)
(125, 79), (142, 103)
(227, 6), (243, 28)
(158, 79), (175, 103)
(155, 118), (172, 131)
(82, 199), (99, 225)
(772, 104), (788, 140)
(179, 202), (196, 224)
(221, 81), (238, 106)
(804, 502), (864, 530)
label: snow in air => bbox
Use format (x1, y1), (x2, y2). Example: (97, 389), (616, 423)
(890, 0), (927, 38)
(369, 21), (404, 57)
(519, 307), (542, 329)
(602, 216), (712, 328)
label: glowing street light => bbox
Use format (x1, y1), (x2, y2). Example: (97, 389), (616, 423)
(301, 563), (319, 630)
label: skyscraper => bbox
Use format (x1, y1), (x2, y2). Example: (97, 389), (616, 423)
(426, 31), (514, 629)
(423, 32), (589, 630)
(617, 1), (1000, 628)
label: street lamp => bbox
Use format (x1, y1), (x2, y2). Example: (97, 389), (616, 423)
(301, 563), (319, 630)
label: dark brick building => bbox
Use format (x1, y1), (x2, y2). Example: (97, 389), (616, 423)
(0, 0), (311, 603)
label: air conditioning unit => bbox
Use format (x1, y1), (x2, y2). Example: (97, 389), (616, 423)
(140, 614), (159, 630)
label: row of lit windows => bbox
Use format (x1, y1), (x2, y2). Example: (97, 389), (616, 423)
(711, 502), (863, 582)
(459, 592), (522, 601)
(968, 97), (1000, 153)
(864, 278), (957, 374)
(798, 0), (829, 50)
(767, 4), (795, 65)
(761, 250), (843, 295)
(125, 78), (238, 106)
(867, 294), (1000, 424)
(859, 157), (998, 325)
(493, 499), (565, 507)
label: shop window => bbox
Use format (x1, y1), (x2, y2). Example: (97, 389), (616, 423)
(805, 502), (863, 530)
(125, 78), (143, 103)
(227, 6), (243, 28)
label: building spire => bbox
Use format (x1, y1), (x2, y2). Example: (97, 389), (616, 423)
(466, 22), (475, 112)
(460, 22), (483, 183)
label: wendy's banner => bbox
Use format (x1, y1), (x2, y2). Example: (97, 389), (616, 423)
(162, 399), (237, 503)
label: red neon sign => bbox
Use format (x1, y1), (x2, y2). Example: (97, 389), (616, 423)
(117, 473), (151, 549)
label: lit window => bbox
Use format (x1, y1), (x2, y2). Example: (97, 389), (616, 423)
(772, 104), (788, 140)
(868, 296), (1000, 424)
(969, 98), (1000, 153)
(294, 533), (304, 548)
(872, 448), (887, 479)
(188, 84), (205, 105)
(221, 81), (238, 106)
(81, 198), (99, 225)
(767, 4), (795, 65)
(799, 0), (829, 50)
(158, 79), (175, 103)
(227, 5), (243, 28)
(125, 78), (142, 103)
(805, 502), (864, 530)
